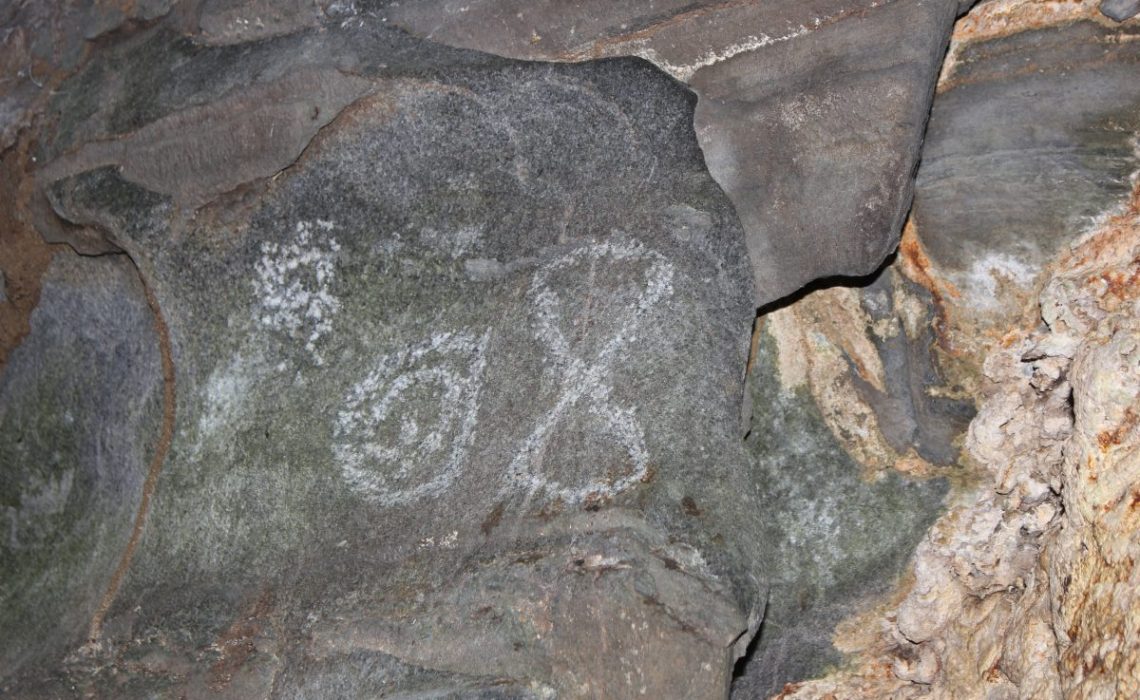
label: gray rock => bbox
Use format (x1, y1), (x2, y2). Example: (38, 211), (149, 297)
(913, 20), (1140, 309)
(1101, 0), (1140, 22)
(379, 0), (964, 304)
(731, 325), (948, 698)
(691, 0), (960, 303)
(0, 0), (180, 152)
(195, 0), (324, 45)
(16, 19), (762, 697)
(0, 252), (164, 680)
(854, 268), (975, 466)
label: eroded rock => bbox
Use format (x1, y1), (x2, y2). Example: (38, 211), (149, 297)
(1102, 0), (1140, 22)
(380, 0), (968, 303)
(781, 180), (1140, 700)
(0, 252), (164, 679)
(914, 5), (1140, 335)
(9, 18), (762, 697)
(732, 326), (950, 697)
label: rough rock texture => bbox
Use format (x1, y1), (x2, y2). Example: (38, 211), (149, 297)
(0, 253), (164, 678)
(1102, 0), (1140, 22)
(5, 1), (1139, 698)
(379, 0), (969, 303)
(0, 0), (181, 152)
(732, 326), (950, 698)
(914, 1), (1140, 334)
(5, 17), (765, 698)
(760, 265), (975, 476)
(769, 4), (1140, 697)
(780, 179), (1140, 700)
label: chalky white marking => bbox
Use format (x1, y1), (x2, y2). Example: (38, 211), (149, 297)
(334, 330), (490, 507)
(507, 240), (674, 504)
(957, 253), (1038, 310)
(252, 219), (341, 365)
(635, 29), (809, 82)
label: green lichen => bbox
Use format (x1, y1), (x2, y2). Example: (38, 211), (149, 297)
(739, 326), (949, 691)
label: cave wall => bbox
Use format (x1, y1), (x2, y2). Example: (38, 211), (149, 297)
(1, 1), (1138, 699)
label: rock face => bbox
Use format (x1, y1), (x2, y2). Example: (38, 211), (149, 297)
(780, 179), (1140, 700)
(4, 1), (1140, 698)
(731, 325), (950, 697)
(5, 17), (764, 698)
(0, 253), (164, 679)
(913, 11), (1140, 322)
(1102, 0), (1140, 21)
(773, 4), (1140, 698)
(379, 0), (969, 303)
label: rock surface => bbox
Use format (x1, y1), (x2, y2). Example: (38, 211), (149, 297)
(379, 0), (969, 303)
(773, 4), (1140, 697)
(4, 1), (1139, 698)
(780, 176), (1140, 700)
(1102, 0), (1140, 21)
(732, 325), (950, 697)
(5, 16), (764, 698)
(0, 252), (164, 679)
(914, 8), (1140, 325)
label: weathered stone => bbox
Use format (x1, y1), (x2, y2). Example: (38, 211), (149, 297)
(781, 179), (1140, 700)
(0, 252), (164, 680)
(14, 18), (762, 697)
(38, 70), (373, 210)
(0, 0), (180, 152)
(691, 0), (961, 303)
(195, 0), (324, 45)
(770, 5), (1140, 695)
(379, 0), (967, 304)
(913, 17), (1140, 321)
(1101, 0), (1140, 21)
(759, 260), (975, 478)
(731, 326), (949, 698)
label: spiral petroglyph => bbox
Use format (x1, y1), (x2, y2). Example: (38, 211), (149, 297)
(334, 330), (490, 507)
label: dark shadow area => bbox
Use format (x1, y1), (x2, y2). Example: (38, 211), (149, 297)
(756, 250), (900, 318)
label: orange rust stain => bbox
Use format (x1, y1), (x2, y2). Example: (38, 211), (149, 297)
(774, 681), (805, 699)
(949, 0), (1102, 46)
(1130, 489), (1140, 512)
(87, 263), (177, 642)
(984, 659), (1005, 682)
(848, 352), (873, 385)
(1096, 264), (1140, 301)
(898, 219), (962, 351)
(999, 330), (1022, 349)
(899, 220), (960, 299)
(1057, 180), (1140, 271)
(1, 6), (119, 376)
(1097, 408), (1139, 452)
(938, 1), (1123, 95)
(208, 588), (275, 691)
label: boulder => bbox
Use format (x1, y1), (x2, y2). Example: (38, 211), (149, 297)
(380, 0), (969, 303)
(8, 18), (762, 697)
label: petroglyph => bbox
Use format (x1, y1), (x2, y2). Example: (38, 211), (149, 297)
(507, 239), (674, 504)
(252, 219), (341, 366)
(334, 331), (490, 507)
